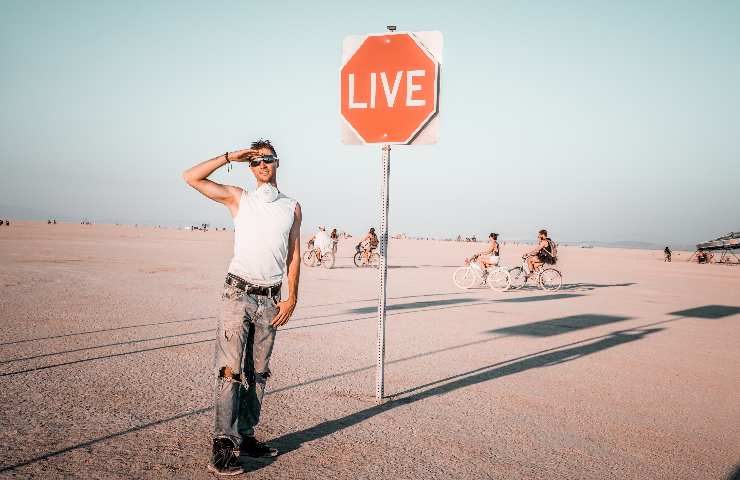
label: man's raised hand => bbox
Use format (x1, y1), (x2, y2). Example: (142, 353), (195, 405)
(229, 149), (261, 162)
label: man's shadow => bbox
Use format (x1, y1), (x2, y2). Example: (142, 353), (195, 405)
(241, 327), (661, 472)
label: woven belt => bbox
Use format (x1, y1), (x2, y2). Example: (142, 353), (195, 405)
(225, 273), (281, 297)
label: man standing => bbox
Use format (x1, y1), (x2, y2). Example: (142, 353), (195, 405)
(183, 139), (301, 476)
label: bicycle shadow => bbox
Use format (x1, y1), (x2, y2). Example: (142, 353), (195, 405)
(486, 314), (633, 337)
(495, 293), (583, 303)
(507, 282), (635, 293)
(560, 282), (636, 292)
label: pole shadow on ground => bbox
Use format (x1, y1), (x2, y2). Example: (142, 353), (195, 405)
(347, 297), (479, 314)
(239, 327), (662, 473)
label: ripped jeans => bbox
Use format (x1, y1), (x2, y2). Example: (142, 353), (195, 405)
(213, 283), (279, 445)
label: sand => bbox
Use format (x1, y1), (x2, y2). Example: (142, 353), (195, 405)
(0, 222), (738, 479)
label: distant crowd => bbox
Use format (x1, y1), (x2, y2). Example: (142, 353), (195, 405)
(190, 224), (229, 232)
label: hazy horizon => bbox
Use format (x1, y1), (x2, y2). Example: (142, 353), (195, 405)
(0, 209), (710, 251)
(2, 1), (739, 246)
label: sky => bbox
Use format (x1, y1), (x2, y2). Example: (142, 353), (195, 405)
(1, 0), (739, 246)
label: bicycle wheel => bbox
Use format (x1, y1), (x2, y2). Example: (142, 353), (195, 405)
(302, 250), (316, 267)
(487, 268), (511, 292)
(353, 252), (364, 267)
(539, 268), (562, 291)
(508, 267), (526, 289)
(452, 267), (477, 289)
(321, 252), (335, 269)
(368, 252), (381, 268)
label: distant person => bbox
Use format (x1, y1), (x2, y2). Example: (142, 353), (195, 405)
(523, 229), (557, 277)
(330, 228), (339, 255)
(359, 227), (379, 264)
(467, 233), (500, 269)
(697, 250), (713, 264)
(0, 220), (3, 226)
(664, 246), (672, 262)
(183, 139), (301, 476)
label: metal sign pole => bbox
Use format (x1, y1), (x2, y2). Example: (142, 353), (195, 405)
(376, 144), (391, 402)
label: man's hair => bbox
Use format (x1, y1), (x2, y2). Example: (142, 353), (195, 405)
(489, 232), (498, 240)
(251, 138), (277, 157)
(539, 229), (548, 236)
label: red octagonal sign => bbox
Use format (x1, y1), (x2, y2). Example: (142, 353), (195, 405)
(340, 32), (440, 145)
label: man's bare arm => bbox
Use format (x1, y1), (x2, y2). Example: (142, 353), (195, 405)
(182, 149), (258, 216)
(272, 203), (302, 328)
(527, 239), (548, 256)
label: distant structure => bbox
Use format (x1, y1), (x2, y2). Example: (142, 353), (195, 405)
(689, 232), (740, 264)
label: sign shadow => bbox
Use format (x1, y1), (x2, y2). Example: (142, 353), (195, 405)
(242, 327), (661, 474)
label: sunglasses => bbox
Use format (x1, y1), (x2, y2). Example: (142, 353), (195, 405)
(248, 155), (279, 167)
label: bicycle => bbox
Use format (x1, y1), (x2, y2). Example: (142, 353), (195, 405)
(452, 255), (511, 292)
(353, 243), (380, 268)
(302, 246), (335, 269)
(508, 255), (562, 291)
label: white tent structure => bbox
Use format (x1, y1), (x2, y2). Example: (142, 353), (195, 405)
(689, 231), (740, 264)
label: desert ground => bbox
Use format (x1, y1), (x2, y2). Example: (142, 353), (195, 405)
(0, 222), (738, 479)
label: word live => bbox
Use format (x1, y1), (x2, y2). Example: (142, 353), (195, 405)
(346, 70), (427, 109)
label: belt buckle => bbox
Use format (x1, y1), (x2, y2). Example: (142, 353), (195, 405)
(228, 275), (246, 292)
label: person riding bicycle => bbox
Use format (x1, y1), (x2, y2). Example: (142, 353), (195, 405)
(359, 227), (379, 265)
(467, 233), (500, 270)
(307, 226), (332, 260)
(523, 229), (557, 278)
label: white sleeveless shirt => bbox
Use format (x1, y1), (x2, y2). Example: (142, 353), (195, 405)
(228, 188), (297, 286)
